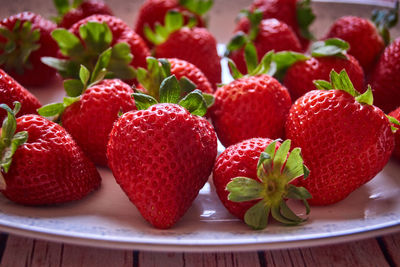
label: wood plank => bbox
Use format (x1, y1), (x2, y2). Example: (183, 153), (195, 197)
(261, 238), (389, 267)
(139, 251), (260, 267)
(1, 235), (35, 267)
(380, 232), (400, 266)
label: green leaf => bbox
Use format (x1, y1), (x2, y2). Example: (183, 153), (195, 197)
(286, 185), (312, 200)
(165, 10), (184, 33)
(313, 80), (333, 90)
(51, 29), (84, 57)
(251, 51), (276, 76)
(256, 141), (276, 181)
(178, 89), (208, 116)
(41, 57), (80, 78)
(108, 43), (136, 80)
(37, 103), (65, 117)
(0, 105), (16, 142)
(79, 22), (112, 54)
(54, 0), (71, 15)
(271, 205), (300, 225)
(272, 51), (309, 80)
(227, 59), (243, 80)
(79, 65), (90, 87)
(246, 9), (263, 41)
(63, 96), (80, 106)
(1, 130), (28, 173)
(272, 139), (291, 174)
(330, 69), (358, 96)
(244, 42), (258, 74)
(283, 147), (307, 182)
(132, 92), (158, 110)
(179, 0), (214, 15)
(90, 47), (112, 84)
(279, 201), (304, 222)
(355, 85), (373, 105)
(243, 201), (270, 230)
(311, 38), (349, 59)
(225, 32), (247, 55)
(371, 1), (399, 45)
(179, 77), (197, 93)
(387, 115), (400, 133)
(159, 75), (182, 104)
(203, 93), (215, 108)
(64, 79), (84, 97)
(296, 0), (316, 40)
(227, 177), (264, 202)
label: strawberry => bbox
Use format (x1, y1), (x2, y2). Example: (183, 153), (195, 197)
(245, 0), (315, 50)
(42, 15), (150, 84)
(389, 107), (400, 160)
(54, 0), (113, 29)
(226, 9), (302, 74)
(283, 38), (364, 100)
(325, 2), (398, 74)
(285, 70), (395, 205)
(38, 61), (136, 167)
(134, 0), (212, 47)
(369, 37), (400, 113)
(137, 57), (213, 98)
(0, 68), (41, 122)
(211, 50), (292, 148)
(0, 12), (58, 86)
(213, 138), (311, 229)
(0, 102), (101, 205)
(145, 11), (221, 89)
(107, 75), (217, 229)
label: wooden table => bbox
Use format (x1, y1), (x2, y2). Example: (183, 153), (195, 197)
(0, 231), (399, 266)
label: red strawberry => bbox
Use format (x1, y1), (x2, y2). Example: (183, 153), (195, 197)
(43, 15), (150, 84)
(213, 138), (311, 229)
(55, 0), (113, 29)
(0, 68), (41, 122)
(325, 3), (398, 74)
(283, 38), (364, 100)
(39, 62), (136, 166)
(389, 107), (400, 160)
(211, 52), (291, 148)
(285, 70), (394, 205)
(247, 0), (315, 50)
(226, 9), (302, 74)
(0, 12), (58, 86)
(134, 0), (211, 47)
(369, 37), (400, 113)
(107, 75), (217, 229)
(146, 11), (221, 89)
(0, 103), (101, 205)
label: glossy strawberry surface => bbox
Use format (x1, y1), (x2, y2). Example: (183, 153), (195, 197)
(211, 74), (291, 147)
(155, 27), (221, 89)
(2, 115), (101, 205)
(326, 16), (384, 74)
(62, 79), (136, 166)
(69, 15), (150, 70)
(369, 37), (400, 113)
(107, 103), (217, 229)
(283, 55), (364, 100)
(213, 138), (276, 220)
(0, 12), (58, 86)
(230, 18), (302, 74)
(285, 90), (394, 205)
(0, 68), (41, 122)
(59, 0), (113, 29)
(389, 107), (400, 160)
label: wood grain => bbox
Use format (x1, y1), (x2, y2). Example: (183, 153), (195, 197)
(380, 232), (400, 266)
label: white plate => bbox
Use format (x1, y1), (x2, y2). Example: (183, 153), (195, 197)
(1, 0), (400, 252)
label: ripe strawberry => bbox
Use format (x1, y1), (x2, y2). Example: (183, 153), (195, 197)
(213, 138), (311, 229)
(325, 3), (398, 74)
(246, 0), (315, 50)
(0, 68), (41, 122)
(285, 70), (394, 205)
(38, 63), (136, 167)
(389, 107), (400, 160)
(134, 0), (212, 47)
(211, 51), (291, 148)
(226, 9), (302, 74)
(107, 75), (217, 229)
(54, 0), (113, 29)
(369, 37), (400, 113)
(283, 38), (364, 100)
(0, 12), (58, 86)
(42, 15), (150, 84)
(146, 11), (221, 89)
(0, 102), (101, 205)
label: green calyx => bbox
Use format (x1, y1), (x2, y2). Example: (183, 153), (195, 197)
(179, 0), (213, 16)
(296, 0), (316, 40)
(53, 0), (84, 23)
(0, 20), (41, 75)
(144, 10), (197, 46)
(225, 9), (263, 56)
(226, 140), (311, 230)
(0, 102), (28, 189)
(133, 75), (214, 117)
(371, 0), (399, 45)
(227, 44), (309, 81)
(41, 21), (135, 81)
(311, 38), (349, 59)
